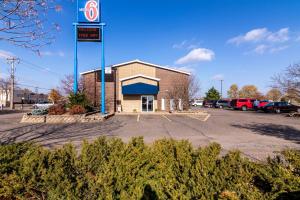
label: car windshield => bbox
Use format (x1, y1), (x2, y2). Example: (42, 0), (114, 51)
(265, 102), (274, 106)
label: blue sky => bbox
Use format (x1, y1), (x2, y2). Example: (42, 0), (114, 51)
(1, 0), (300, 96)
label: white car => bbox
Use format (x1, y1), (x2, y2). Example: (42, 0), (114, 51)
(192, 100), (203, 107)
(32, 102), (54, 110)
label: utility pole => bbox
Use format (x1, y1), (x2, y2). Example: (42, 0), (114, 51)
(7, 57), (19, 110)
(220, 79), (224, 99)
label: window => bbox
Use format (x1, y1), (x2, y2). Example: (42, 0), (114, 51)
(239, 99), (247, 102)
(265, 102), (274, 106)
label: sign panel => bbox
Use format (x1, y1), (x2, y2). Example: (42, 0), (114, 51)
(77, 27), (101, 42)
(78, 0), (100, 23)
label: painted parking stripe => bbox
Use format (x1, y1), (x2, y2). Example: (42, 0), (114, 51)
(203, 114), (211, 122)
(137, 114), (140, 122)
(186, 114), (210, 122)
(162, 115), (172, 122)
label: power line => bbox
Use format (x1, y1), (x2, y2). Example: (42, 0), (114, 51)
(20, 59), (62, 77)
(15, 83), (52, 91)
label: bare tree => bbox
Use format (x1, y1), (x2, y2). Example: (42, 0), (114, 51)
(272, 63), (300, 103)
(59, 74), (84, 96)
(168, 75), (200, 110)
(0, 77), (10, 106)
(0, 0), (62, 52)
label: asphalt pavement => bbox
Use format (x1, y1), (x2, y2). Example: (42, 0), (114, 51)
(0, 109), (299, 160)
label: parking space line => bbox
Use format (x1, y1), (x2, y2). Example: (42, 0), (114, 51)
(203, 114), (211, 122)
(186, 115), (201, 120)
(186, 114), (211, 122)
(162, 115), (172, 122)
(137, 114), (140, 122)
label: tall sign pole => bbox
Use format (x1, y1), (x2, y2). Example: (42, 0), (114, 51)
(100, 23), (106, 114)
(75, 0), (106, 115)
(74, 22), (78, 94)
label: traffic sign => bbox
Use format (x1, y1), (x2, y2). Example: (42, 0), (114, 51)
(77, 26), (101, 42)
(78, 0), (100, 23)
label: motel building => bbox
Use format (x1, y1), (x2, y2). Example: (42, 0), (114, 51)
(81, 60), (191, 113)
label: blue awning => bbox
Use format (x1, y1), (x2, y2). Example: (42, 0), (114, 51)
(122, 83), (159, 95)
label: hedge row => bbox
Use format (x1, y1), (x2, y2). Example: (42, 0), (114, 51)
(0, 137), (300, 200)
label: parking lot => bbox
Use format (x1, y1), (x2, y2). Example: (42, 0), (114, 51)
(0, 109), (299, 160)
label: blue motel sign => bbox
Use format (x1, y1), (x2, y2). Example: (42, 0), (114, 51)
(78, 0), (100, 23)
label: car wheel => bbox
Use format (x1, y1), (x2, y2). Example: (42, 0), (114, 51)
(275, 109), (281, 114)
(219, 105), (223, 109)
(242, 106), (247, 111)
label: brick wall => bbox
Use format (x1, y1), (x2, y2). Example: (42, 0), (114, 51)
(82, 63), (190, 113)
(82, 71), (116, 113)
(156, 68), (189, 111)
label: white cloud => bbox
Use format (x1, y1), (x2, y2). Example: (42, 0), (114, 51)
(172, 39), (201, 50)
(250, 44), (289, 55)
(228, 27), (290, 45)
(0, 50), (14, 59)
(40, 51), (53, 56)
(267, 28), (289, 42)
(172, 40), (187, 49)
(228, 28), (269, 45)
(269, 45), (289, 53)
(40, 51), (65, 57)
(254, 44), (269, 54)
(211, 74), (224, 80)
(175, 48), (215, 65)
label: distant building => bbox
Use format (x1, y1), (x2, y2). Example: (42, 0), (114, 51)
(81, 60), (191, 113)
(0, 88), (48, 106)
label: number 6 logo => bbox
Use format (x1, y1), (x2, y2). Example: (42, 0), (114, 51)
(84, 0), (99, 22)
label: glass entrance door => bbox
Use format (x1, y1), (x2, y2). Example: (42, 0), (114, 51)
(141, 96), (154, 112)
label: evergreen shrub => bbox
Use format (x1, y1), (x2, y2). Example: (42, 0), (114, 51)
(0, 138), (300, 199)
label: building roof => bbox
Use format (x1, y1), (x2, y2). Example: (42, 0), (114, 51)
(80, 59), (191, 76)
(119, 74), (160, 82)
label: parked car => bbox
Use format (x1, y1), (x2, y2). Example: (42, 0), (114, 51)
(203, 100), (217, 108)
(258, 100), (270, 109)
(261, 102), (300, 113)
(192, 100), (204, 107)
(32, 102), (54, 110)
(230, 98), (255, 111)
(215, 100), (230, 108)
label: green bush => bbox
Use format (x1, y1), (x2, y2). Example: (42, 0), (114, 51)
(0, 138), (300, 199)
(68, 93), (89, 107)
(67, 92), (94, 113)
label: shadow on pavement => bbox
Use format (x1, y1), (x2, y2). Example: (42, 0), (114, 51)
(0, 118), (124, 148)
(232, 123), (300, 144)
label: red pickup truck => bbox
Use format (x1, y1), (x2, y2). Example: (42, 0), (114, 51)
(230, 98), (255, 111)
